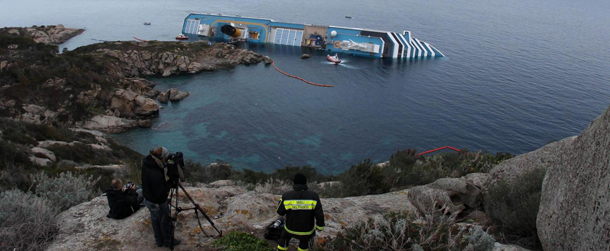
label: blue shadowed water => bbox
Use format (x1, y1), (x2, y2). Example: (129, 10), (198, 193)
(2, 0), (609, 174)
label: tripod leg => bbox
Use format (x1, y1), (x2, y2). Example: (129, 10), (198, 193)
(169, 188), (178, 250)
(177, 182), (223, 237)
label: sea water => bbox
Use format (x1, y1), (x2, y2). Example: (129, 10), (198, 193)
(2, 0), (609, 173)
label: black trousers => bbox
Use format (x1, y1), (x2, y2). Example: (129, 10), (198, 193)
(277, 229), (313, 251)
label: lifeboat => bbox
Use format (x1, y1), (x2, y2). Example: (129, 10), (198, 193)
(175, 34), (188, 40)
(327, 54), (341, 64)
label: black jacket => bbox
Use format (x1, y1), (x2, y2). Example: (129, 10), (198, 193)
(276, 184), (325, 236)
(106, 188), (140, 219)
(141, 154), (170, 204)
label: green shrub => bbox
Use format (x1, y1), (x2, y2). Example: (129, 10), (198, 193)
(270, 165), (328, 183)
(320, 211), (461, 250)
(320, 206), (495, 251)
(1, 127), (37, 145)
(0, 161), (32, 191)
(24, 123), (77, 142)
(212, 231), (272, 251)
(106, 138), (143, 162)
(485, 167), (545, 248)
(0, 138), (31, 167)
(0, 189), (59, 251)
(466, 225), (496, 251)
(338, 159), (390, 197)
(236, 168), (270, 184)
(252, 178), (292, 195)
(386, 150), (513, 189)
(46, 142), (115, 165)
(183, 160), (235, 184)
(32, 171), (100, 211)
(460, 151), (513, 174)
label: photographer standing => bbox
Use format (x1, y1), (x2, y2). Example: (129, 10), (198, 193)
(142, 146), (181, 248)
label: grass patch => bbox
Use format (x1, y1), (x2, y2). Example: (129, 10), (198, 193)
(212, 231), (272, 251)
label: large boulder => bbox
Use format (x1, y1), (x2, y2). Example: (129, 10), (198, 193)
(537, 105), (610, 251)
(18, 104), (58, 125)
(489, 136), (576, 185)
(168, 88), (190, 101)
(493, 243), (532, 251)
(157, 91), (169, 103)
(31, 147), (57, 162)
(133, 95), (159, 116)
(81, 115), (138, 133)
(408, 177), (481, 216)
(110, 89), (159, 117)
(209, 180), (236, 188)
(463, 173), (491, 189)
(29, 156), (52, 166)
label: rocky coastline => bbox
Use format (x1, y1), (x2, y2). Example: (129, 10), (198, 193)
(0, 25), (272, 133)
(0, 24), (84, 44)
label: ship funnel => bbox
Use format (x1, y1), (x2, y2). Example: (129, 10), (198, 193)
(220, 24), (242, 38)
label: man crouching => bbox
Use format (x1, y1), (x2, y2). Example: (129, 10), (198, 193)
(142, 146), (181, 248)
(106, 178), (141, 219)
(276, 173), (325, 251)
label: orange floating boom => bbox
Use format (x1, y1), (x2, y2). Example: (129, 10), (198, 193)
(133, 36), (149, 42)
(417, 146), (462, 156)
(271, 61), (334, 88)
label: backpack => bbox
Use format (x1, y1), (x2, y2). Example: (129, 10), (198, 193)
(264, 217), (285, 240)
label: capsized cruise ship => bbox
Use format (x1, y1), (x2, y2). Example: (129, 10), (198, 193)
(181, 13), (444, 59)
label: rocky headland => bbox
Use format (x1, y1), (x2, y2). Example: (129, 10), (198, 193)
(0, 24), (84, 44)
(0, 25), (271, 133)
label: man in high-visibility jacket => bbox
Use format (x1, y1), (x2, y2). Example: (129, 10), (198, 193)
(276, 173), (325, 251)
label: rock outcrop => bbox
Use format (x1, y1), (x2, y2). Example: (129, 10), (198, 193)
(31, 147), (57, 162)
(47, 187), (416, 250)
(157, 88), (189, 103)
(110, 89), (159, 117)
(157, 91), (169, 103)
(17, 104), (59, 125)
(81, 115), (138, 134)
(168, 88), (189, 101)
(91, 42), (273, 78)
(408, 177), (482, 216)
(536, 105), (610, 251)
(1, 24), (84, 44)
(489, 136), (576, 185)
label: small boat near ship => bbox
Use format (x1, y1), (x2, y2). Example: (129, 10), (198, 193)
(327, 54), (341, 64)
(175, 34), (188, 40)
(181, 13), (444, 59)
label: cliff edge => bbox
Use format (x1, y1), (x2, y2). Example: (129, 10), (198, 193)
(536, 105), (610, 251)
(47, 184), (416, 250)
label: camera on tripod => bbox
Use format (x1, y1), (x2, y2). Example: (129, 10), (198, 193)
(164, 152), (223, 250)
(165, 152), (186, 188)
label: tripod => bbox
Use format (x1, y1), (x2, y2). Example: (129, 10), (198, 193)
(167, 181), (223, 250)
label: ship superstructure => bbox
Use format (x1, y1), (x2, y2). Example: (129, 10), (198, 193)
(182, 13), (444, 59)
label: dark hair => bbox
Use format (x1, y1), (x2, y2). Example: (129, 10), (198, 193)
(293, 173), (307, 185)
